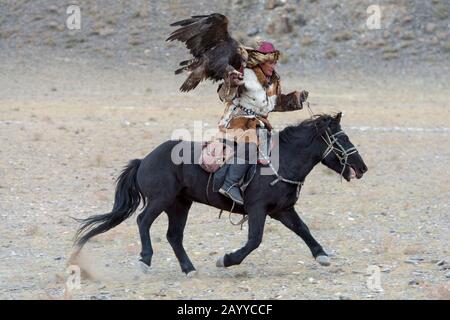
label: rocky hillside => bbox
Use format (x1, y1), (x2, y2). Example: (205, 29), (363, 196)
(0, 0), (449, 76)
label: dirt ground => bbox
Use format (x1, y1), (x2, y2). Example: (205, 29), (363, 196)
(0, 55), (449, 300)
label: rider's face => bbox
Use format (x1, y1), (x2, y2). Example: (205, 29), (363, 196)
(260, 61), (277, 76)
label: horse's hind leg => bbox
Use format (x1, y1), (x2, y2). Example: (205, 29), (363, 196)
(272, 207), (330, 266)
(137, 201), (167, 271)
(165, 198), (195, 275)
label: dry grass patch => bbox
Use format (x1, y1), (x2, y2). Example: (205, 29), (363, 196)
(333, 31), (352, 42)
(325, 49), (337, 59)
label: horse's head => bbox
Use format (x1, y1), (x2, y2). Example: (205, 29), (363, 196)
(315, 113), (368, 181)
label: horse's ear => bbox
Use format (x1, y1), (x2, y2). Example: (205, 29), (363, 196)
(334, 112), (342, 123)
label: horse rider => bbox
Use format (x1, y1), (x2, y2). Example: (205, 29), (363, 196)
(216, 41), (309, 205)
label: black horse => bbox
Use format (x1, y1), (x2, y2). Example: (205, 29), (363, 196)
(74, 113), (367, 275)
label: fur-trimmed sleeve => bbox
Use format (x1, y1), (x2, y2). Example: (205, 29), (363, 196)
(273, 91), (303, 112)
(272, 78), (303, 112)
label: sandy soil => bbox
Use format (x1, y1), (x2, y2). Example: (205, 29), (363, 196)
(0, 57), (449, 300)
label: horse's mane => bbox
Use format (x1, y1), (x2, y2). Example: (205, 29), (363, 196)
(279, 114), (334, 145)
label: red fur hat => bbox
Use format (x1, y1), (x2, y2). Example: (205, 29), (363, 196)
(246, 41), (280, 67)
(257, 41), (277, 54)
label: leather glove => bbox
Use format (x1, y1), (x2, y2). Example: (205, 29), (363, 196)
(227, 70), (244, 87)
(299, 90), (309, 102)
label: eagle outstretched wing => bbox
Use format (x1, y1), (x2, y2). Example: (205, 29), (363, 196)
(166, 13), (247, 92)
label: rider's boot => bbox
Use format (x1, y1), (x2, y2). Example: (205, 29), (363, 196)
(219, 162), (250, 205)
(219, 142), (255, 205)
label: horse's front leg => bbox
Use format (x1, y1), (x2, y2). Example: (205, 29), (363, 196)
(216, 206), (266, 268)
(272, 207), (331, 266)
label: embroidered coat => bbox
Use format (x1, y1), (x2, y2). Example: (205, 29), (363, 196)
(216, 66), (303, 144)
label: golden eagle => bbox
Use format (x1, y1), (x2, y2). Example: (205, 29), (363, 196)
(166, 13), (248, 92)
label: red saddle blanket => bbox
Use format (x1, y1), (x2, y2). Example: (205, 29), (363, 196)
(198, 140), (234, 173)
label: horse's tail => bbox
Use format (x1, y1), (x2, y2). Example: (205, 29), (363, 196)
(74, 159), (145, 249)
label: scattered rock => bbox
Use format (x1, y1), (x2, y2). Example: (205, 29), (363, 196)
(436, 258), (447, 266)
(333, 31), (352, 42)
(405, 259), (418, 265)
(47, 5), (58, 14)
(439, 264), (450, 271)
(293, 14), (307, 27)
(400, 41), (414, 49)
(437, 31), (449, 40)
(408, 280), (420, 286)
(47, 21), (64, 31)
(234, 271), (249, 278)
(425, 23), (436, 34)
(308, 277), (318, 284)
(246, 28), (259, 37)
(238, 285), (250, 292)
(401, 32), (415, 41)
(402, 15), (414, 25)
(280, 15), (293, 34)
(329, 267), (344, 274)
(429, 37), (439, 45)
(404, 257), (424, 265)
(325, 49), (337, 59)
(352, 270), (365, 274)
(265, 15), (293, 35)
(265, 0), (284, 10)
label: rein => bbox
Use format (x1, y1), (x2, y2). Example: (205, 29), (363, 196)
(259, 151), (304, 198)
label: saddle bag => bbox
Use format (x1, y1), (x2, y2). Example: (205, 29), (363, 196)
(199, 140), (234, 173)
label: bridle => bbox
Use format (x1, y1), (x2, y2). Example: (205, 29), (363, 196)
(265, 111), (359, 192)
(305, 103), (358, 177)
(321, 129), (358, 180)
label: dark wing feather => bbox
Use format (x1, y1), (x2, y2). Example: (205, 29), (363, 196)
(169, 15), (210, 26)
(167, 13), (246, 92)
(167, 13), (231, 58)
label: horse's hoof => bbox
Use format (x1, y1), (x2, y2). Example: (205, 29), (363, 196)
(139, 261), (151, 274)
(186, 270), (198, 278)
(216, 256), (225, 268)
(316, 255), (331, 266)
